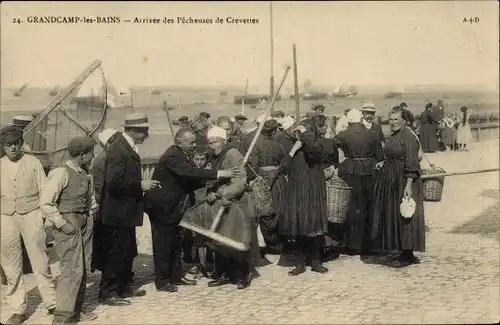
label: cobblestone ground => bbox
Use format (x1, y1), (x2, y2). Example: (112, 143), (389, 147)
(1, 140), (499, 324)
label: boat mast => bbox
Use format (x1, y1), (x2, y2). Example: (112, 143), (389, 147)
(269, 1), (275, 99)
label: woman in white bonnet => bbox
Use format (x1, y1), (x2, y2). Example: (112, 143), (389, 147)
(204, 126), (255, 289)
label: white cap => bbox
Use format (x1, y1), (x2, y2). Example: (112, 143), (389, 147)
(122, 112), (149, 128)
(255, 114), (270, 125)
(280, 116), (295, 130)
(207, 126), (227, 140)
(346, 109), (363, 124)
(98, 128), (117, 145)
(361, 103), (376, 112)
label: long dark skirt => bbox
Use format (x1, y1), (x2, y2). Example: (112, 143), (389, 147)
(419, 123), (438, 153)
(280, 153), (328, 237)
(370, 160), (426, 252)
(341, 174), (374, 251)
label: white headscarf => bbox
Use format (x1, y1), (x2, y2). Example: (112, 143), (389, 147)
(346, 109), (363, 124)
(280, 116), (295, 130)
(207, 126), (227, 140)
(255, 114), (270, 125)
(98, 128), (117, 145)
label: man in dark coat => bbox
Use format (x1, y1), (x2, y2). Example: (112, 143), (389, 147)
(144, 127), (241, 293)
(98, 113), (159, 306)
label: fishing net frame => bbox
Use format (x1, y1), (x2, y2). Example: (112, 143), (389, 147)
(22, 60), (108, 165)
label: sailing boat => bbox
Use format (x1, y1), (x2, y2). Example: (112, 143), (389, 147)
(48, 85), (59, 96)
(12, 81), (31, 97)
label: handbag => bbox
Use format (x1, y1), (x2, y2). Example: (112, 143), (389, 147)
(400, 196), (416, 219)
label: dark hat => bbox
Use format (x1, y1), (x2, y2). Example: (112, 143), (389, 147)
(460, 106), (468, 112)
(425, 103), (433, 109)
(312, 104), (325, 111)
(262, 119), (279, 135)
(400, 102), (408, 108)
(11, 115), (34, 128)
(234, 114), (248, 121)
(305, 111), (319, 117)
(271, 110), (285, 118)
(179, 116), (189, 122)
(0, 125), (23, 144)
(68, 136), (95, 157)
(199, 112), (211, 119)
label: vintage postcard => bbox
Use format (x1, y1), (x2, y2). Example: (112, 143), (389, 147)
(1, 1), (499, 324)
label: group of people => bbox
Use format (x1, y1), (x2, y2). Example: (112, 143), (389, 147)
(1, 98), (450, 324)
(417, 100), (473, 153)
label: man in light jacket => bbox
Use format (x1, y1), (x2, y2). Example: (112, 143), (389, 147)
(0, 125), (56, 325)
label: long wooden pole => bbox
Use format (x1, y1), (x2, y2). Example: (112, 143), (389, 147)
(179, 220), (247, 251)
(269, 1), (275, 99)
(162, 101), (176, 139)
(242, 65), (291, 165)
(421, 167), (499, 179)
(23, 60), (102, 137)
(292, 44), (300, 125)
(241, 78), (248, 116)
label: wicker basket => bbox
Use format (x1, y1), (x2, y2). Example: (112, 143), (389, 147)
(326, 175), (352, 224)
(422, 166), (446, 202)
(250, 176), (276, 218)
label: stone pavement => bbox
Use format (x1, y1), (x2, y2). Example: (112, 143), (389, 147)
(1, 140), (499, 324)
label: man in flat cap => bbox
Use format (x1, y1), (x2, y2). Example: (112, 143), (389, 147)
(199, 112), (211, 120)
(40, 136), (98, 324)
(0, 116), (34, 159)
(234, 114), (248, 127)
(98, 113), (157, 306)
(311, 104), (326, 115)
(233, 115), (248, 140)
(0, 125), (56, 325)
(361, 103), (385, 145)
(178, 116), (190, 128)
(271, 110), (285, 119)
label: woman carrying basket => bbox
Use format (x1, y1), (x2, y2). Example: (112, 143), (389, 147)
(370, 107), (426, 268)
(248, 119), (287, 255)
(332, 109), (384, 256)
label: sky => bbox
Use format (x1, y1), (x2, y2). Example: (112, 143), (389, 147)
(1, 1), (498, 90)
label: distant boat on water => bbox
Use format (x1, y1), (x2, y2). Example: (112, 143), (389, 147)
(290, 92), (329, 101)
(150, 88), (162, 95)
(233, 94), (281, 105)
(12, 81), (31, 97)
(384, 91), (403, 99)
(331, 85), (358, 98)
(220, 90), (228, 96)
(48, 85), (59, 96)
(71, 74), (128, 110)
(384, 86), (405, 99)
